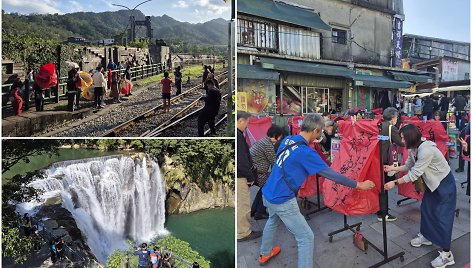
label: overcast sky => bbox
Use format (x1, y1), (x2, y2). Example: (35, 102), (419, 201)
(1, 0), (231, 23)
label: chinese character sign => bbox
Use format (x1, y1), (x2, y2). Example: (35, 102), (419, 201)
(237, 91), (248, 112)
(394, 18), (403, 67)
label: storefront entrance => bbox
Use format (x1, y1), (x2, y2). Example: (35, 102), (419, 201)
(302, 87), (343, 114)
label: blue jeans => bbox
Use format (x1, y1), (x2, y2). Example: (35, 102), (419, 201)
(260, 197), (314, 268)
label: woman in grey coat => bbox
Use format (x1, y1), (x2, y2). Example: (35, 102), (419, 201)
(384, 124), (456, 268)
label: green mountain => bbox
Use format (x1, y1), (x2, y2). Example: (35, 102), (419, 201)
(1, 10), (228, 45)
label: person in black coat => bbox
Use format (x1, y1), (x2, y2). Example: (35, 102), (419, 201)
(237, 111), (262, 241)
(197, 79), (221, 136)
(422, 96), (434, 120)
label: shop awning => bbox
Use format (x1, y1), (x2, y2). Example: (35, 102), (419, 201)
(388, 71), (432, 83)
(259, 57), (354, 78)
(238, 64), (279, 80)
(238, 0), (331, 31)
(351, 74), (413, 89)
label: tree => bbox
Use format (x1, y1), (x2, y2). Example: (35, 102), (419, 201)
(2, 140), (60, 174)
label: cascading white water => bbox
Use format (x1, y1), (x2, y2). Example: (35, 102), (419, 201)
(26, 155), (167, 263)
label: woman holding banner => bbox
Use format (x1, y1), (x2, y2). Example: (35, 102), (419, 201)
(384, 124), (456, 268)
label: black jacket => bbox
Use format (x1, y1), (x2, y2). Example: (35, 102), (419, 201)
(423, 97), (433, 114)
(237, 129), (255, 182)
(454, 95), (466, 111)
(381, 121), (404, 164)
(202, 88), (221, 116)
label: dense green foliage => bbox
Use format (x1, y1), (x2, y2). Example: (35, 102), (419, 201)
(2, 9), (227, 48)
(2, 227), (35, 264)
(106, 236), (210, 268)
(63, 139), (235, 191)
(2, 140), (61, 174)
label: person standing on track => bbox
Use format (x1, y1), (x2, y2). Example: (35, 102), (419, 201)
(174, 66), (182, 96)
(198, 79), (221, 136)
(161, 72), (174, 113)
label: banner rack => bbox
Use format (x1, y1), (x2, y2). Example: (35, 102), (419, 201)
(327, 131), (405, 268)
(302, 175), (329, 220)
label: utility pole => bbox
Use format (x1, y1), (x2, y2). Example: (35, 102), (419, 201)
(112, 0), (152, 43)
(226, 0), (235, 136)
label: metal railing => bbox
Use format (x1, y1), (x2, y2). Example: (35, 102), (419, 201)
(31, 219), (105, 268)
(2, 63), (170, 108)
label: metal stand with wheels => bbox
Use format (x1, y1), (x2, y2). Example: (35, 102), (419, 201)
(302, 175), (330, 220)
(327, 132), (405, 268)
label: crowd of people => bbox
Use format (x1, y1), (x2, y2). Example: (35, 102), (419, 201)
(133, 242), (201, 268)
(7, 63), (223, 136)
(237, 93), (470, 268)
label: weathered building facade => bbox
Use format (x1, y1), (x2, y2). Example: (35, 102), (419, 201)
(237, 0), (429, 117)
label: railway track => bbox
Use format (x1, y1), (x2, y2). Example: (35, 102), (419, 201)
(146, 88), (233, 137)
(102, 72), (228, 137)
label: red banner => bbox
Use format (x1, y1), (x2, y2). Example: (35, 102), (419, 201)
(35, 63), (58, 89)
(323, 120), (381, 216)
(397, 120), (449, 200)
(245, 116), (272, 147)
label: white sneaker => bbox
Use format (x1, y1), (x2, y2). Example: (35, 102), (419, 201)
(410, 233), (433, 247)
(431, 251), (455, 268)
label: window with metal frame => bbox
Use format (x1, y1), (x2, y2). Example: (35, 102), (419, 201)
(332, 28), (347, 45)
(237, 18), (278, 51)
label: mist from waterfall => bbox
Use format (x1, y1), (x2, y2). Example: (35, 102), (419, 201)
(27, 155), (167, 263)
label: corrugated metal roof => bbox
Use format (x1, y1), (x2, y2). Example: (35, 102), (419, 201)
(351, 74), (412, 89)
(238, 64), (279, 80)
(238, 0), (331, 31)
(389, 71), (432, 82)
(259, 57), (353, 77)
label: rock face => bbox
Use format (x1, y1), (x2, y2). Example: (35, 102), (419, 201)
(166, 181), (235, 214)
(35, 204), (99, 266)
(162, 155), (235, 214)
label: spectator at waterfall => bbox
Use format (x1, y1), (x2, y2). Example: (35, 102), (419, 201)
(67, 63), (81, 109)
(134, 243), (150, 268)
(56, 238), (64, 261)
(161, 252), (172, 268)
(174, 66), (182, 96)
(49, 240), (57, 263)
(31, 228), (42, 251)
(150, 247), (161, 268)
(22, 213), (32, 237)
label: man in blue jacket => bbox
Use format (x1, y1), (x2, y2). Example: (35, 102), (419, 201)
(259, 113), (375, 267)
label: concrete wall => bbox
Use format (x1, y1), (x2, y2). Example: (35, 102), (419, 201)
(290, 0), (394, 66)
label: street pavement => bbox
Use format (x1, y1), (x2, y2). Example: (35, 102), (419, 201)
(237, 157), (470, 268)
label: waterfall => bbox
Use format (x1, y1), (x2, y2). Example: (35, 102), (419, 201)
(26, 155), (167, 263)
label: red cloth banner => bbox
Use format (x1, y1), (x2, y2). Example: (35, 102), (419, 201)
(323, 120), (381, 216)
(397, 120), (449, 200)
(299, 143), (330, 198)
(35, 63), (58, 89)
(245, 116), (272, 147)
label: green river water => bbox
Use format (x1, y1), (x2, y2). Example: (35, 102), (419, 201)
(4, 148), (235, 267)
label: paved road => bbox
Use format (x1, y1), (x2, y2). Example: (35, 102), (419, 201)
(238, 157), (470, 268)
